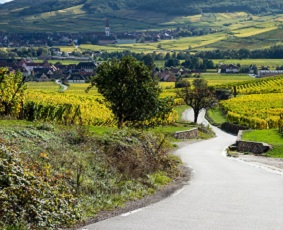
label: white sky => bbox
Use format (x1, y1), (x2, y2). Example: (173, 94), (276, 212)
(0, 0), (13, 3)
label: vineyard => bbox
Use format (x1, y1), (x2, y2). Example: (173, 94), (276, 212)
(220, 93), (283, 129)
(219, 75), (283, 95)
(24, 83), (178, 127)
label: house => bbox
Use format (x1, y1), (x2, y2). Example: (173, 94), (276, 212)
(258, 70), (283, 78)
(35, 73), (50, 82)
(22, 60), (51, 74)
(67, 74), (85, 83)
(220, 64), (238, 73)
(32, 68), (55, 80)
(159, 70), (176, 82)
(76, 62), (97, 73)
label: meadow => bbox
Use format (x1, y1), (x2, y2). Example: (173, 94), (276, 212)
(242, 129), (283, 158)
(212, 59), (283, 68)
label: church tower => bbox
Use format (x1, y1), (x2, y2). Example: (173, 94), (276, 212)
(105, 18), (110, 36)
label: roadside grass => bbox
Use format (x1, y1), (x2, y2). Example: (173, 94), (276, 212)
(242, 129), (283, 158)
(206, 106), (227, 126)
(0, 120), (183, 225)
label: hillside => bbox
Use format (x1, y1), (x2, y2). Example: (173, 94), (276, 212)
(0, 0), (283, 32)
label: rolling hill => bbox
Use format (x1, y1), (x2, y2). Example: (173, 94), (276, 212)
(0, 0), (283, 33)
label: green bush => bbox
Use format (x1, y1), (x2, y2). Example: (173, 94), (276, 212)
(100, 129), (181, 179)
(0, 141), (81, 229)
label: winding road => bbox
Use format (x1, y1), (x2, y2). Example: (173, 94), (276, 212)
(55, 79), (68, 91)
(81, 109), (283, 230)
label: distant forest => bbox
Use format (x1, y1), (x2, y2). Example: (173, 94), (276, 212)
(3, 0), (283, 16)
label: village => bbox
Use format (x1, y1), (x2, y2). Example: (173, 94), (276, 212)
(0, 18), (217, 48)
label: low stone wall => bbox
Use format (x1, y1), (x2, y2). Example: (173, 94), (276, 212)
(174, 128), (198, 139)
(236, 141), (271, 154)
(234, 130), (272, 154)
(221, 122), (248, 135)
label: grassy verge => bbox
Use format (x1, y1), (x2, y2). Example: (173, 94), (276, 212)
(0, 121), (182, 228)
(206, 106), (227, 126)
(174, 105), (189, 122)
(242, 129), (283, 158)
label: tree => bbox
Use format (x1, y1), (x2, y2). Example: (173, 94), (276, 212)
(0, 68), (26, 117)
(165, 58), (180, 67)
(141, 54), (154, 67)
(176, 78), (217, 123)
(86, 56), (173, 128)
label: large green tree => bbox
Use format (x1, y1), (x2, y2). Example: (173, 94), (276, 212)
(87, 56), (173, 128)
(176, 78), (217, 123)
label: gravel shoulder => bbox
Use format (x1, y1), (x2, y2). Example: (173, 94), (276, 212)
(236, 153), (283, 171)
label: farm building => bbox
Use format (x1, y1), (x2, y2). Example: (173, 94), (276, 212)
(220, 64), (238, 73)
(67, 73), (86, 83)
(258, 70), (283, 78)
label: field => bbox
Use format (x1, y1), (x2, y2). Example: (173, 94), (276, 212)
(201, 73), (253, 86)
(242, 129), (283, 158)
(217, 75), (283, 129)
(6, 10), (280, 53)
(213, 59), (283, 68)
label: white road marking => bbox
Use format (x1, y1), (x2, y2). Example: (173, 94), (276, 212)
(121, 208), (144, 217)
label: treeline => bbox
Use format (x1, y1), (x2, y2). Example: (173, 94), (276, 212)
(2, 0), (283, 18)
(99, 51), (214, 70)
(196, 45), (283, 59)
(0, 47), (48, 59)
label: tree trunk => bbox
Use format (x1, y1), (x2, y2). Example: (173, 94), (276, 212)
(118, 119), (124, 129)
(194, 109), (199, 124)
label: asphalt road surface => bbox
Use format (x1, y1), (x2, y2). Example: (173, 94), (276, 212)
(81, 109), (283, 230)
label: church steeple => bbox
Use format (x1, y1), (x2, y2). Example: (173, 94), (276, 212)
(105, 18), (110, 36)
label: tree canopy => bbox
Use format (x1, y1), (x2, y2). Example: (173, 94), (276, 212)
(87, 56), (174, 128)
(176, 78), (217, 123)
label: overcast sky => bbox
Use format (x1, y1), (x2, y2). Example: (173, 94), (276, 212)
(0, 0), (13, 3)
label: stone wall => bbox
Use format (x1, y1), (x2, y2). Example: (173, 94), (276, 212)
(221, 122), (248, 135)
(235, 130), (272, 154)
(236, 141), (271, 154)
(174, 128), (198, 139)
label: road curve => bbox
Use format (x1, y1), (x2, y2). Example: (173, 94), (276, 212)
(55, 79), (68, 91)
(81, 110), (283, 230)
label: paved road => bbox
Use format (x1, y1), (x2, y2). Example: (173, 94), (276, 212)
(81, 110), (283, 230)
(55, 79), (68, 91)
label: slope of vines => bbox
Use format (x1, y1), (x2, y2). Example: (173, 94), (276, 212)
(220, 93), (283, 129)
(24, 92), (178, 127)
(219, 75), (283, 95)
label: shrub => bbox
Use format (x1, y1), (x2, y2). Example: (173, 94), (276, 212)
(100, 129), (181, 179)
(0, 141), (81, 229)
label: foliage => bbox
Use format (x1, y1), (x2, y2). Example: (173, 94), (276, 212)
(206, 106), (227, 126)
(0, 141), (81, 229)
(0, 123), (182, 225)
(100, 129), (181, 178)
(219, 75), (283, 95)
(23, 92), (114, 126)
(197, 45), (283, 60)
(87, 56), (174, 128)
(220, 93), (283, 129)
(0, 68), (26, 117)
(176, 78), (217, 123)
(2, 0), (283, 18)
